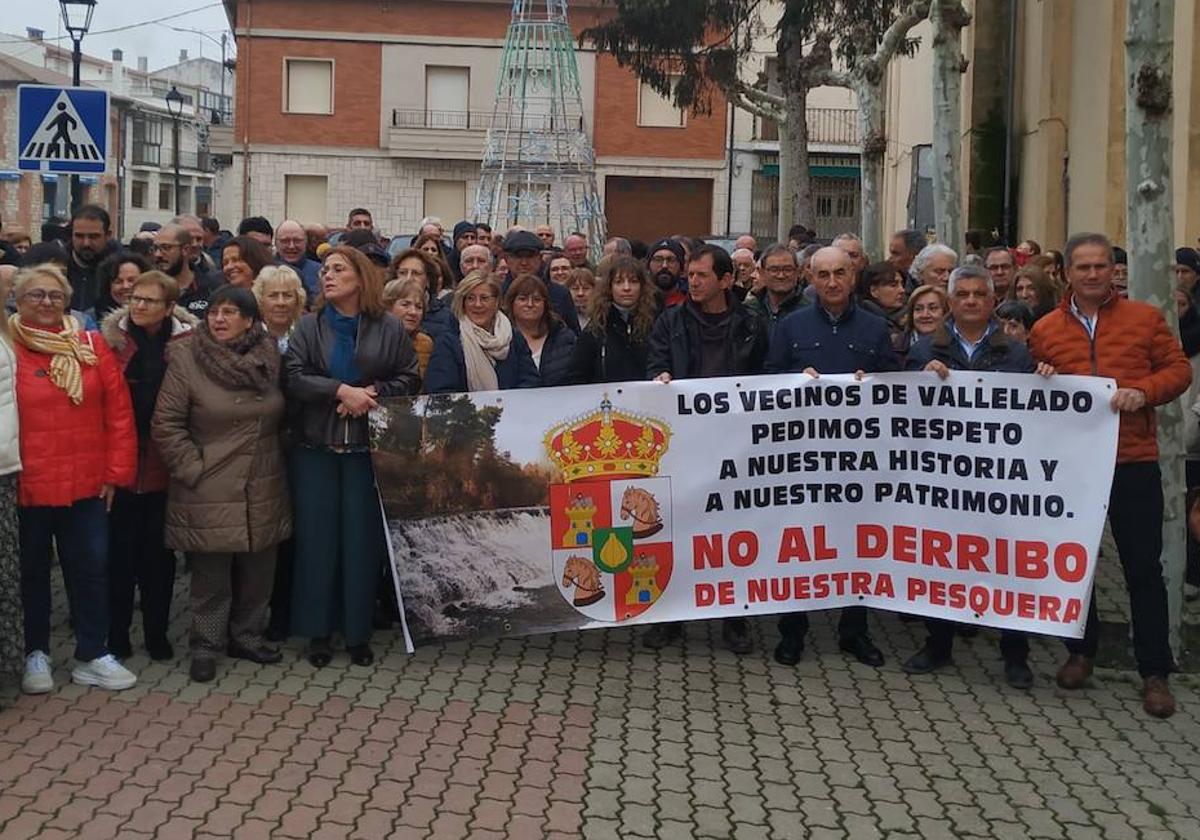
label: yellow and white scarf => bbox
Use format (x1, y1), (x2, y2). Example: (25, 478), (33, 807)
(9, 314), (97, 405)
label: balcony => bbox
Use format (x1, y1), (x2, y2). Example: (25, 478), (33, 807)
(387, 108), (586, 160)
(758, 108), (859, 149)
(129, 145), (212, 172)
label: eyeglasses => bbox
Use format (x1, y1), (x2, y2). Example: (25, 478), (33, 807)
(650, 255), (679, 267)
(150, 243), (182, 253)
(130, 295), (166, 308)
(763, 265), (796, 276)
(464, 294), (497, 305)
(22, 289), (67, 305)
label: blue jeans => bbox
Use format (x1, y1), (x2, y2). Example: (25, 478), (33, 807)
(19, 497), (111, 662)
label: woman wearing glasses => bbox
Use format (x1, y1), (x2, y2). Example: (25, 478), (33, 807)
(424, 270), (539, 393)
(9, 263), (139, 694)
(153, 286), (292, 683)
(100, 270), (197, 661)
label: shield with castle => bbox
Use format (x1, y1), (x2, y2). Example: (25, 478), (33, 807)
(545, 395), (674, 623)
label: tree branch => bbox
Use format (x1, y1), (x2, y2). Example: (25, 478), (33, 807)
(730, 87), (785, 122)
(866, 0), (932, 75)
(733, 79), (786, 109)
(810, 67), (851, 88)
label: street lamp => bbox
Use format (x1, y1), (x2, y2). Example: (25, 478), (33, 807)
(59, 0), (97, 214)
(165, 85), (184, 215)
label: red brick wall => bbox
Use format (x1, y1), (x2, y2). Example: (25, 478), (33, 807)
(592, 54), (727, 160)
(235, 38), (382, 147)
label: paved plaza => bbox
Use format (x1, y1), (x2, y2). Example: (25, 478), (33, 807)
(1, 541), (1198, 840)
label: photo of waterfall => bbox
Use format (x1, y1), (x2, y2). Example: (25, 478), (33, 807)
(371, 394), (595, 645)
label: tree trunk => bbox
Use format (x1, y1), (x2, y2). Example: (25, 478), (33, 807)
(856, 75), (887, 260)
(930, 0), (968, 251)
(1126, 0), (1183, 653)
(778, 30), (815, 238)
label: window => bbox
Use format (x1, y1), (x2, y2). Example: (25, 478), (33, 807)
(425, 180), (467, 225)
(757, 58), (780, 141)
(178, 185), (192, 213)
(195, 185), (212, 217)
(131, 114), (163, 166)
(425, 66), (470, 128)
(158, 182), (172, 210)
(285, 174), (328, 224)
(131, 180), (148, 209)
(285, 59), (333, 114)
(638, 77), (685, 128)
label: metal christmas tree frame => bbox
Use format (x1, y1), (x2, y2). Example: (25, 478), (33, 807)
(474, 0), (606, 255)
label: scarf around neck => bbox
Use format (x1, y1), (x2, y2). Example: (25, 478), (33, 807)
(192, 320), (278, 393)
(324, 305), (363, 384)
(9, 314), (96, 405)
(459, 311), (513, 392)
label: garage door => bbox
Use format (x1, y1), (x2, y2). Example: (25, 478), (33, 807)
(604, 176), (713, 243)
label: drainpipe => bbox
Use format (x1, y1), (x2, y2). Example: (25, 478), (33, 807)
(725, 99), (736, 235)
(240, 0), (252, 218)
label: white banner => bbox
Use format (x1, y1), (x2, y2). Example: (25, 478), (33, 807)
(373, 370), (1119, 643)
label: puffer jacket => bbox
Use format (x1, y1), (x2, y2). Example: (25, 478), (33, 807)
(1029, 293), (1191, 463)
(101, 306), (198, 493)
(0, 339), (19, 476)
(151, 333), (292, 554)
(284, 310), (420, 448)
(906, 320), (1035, 374)
(533, 321), (577, 388)
(13, 327), (136, 507)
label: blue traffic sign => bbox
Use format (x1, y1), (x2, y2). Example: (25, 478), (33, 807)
(18, 85), (109, 174)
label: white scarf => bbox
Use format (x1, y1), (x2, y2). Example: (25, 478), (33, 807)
(459, 312), (513, 392)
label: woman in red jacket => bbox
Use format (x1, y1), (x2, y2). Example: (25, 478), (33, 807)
(10, 263), (138, 694)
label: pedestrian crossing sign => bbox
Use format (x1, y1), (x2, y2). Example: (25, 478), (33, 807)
(18, 85), (109, 173)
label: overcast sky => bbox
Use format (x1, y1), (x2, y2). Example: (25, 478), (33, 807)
(9, 1), (233, 72)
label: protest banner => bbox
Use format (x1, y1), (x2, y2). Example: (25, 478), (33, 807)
(371, 371), (1118, 647)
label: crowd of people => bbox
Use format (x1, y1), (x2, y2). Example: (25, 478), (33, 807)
(0, 205), (1195, 719)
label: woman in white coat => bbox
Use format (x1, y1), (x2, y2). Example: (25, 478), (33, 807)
(0, 269), (23, 687)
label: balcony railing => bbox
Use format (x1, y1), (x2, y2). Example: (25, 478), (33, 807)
(758, 107), (859, 147)
(391, 108), (585, 133)
(130, 146), (212, 171)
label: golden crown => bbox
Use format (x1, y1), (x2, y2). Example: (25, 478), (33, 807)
(544, 395), (671, 482)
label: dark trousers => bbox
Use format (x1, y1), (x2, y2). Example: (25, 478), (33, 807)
(779, 606), (868, 643)
(1065, 462), (1174, 678)
(19, 498), (110, 662)
(188, 548), (276, 656)
(108, 489), (175, 648)
(290, 448), (386, 647)
(267, 536), (295, 636)
(924, 618), (1029, 663)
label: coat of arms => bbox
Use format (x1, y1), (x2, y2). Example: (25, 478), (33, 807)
(544, 396), (673, 623)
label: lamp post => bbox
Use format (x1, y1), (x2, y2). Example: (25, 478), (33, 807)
(165, 85), (184, 215)
(59, 0), (97, 214)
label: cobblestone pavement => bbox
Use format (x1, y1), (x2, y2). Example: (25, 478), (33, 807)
(1, 544), (1198, 840)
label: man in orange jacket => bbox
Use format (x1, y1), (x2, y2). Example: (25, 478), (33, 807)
(1030, 232), (1191, 719)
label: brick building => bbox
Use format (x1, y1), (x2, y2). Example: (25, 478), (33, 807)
(218, 0), (731, 242)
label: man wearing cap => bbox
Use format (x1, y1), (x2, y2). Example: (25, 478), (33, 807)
(502, 230), (580, 332)
(1112, 246), (1129, 297)
(450, 221), (478, 281)
(647, 238), (688, 307)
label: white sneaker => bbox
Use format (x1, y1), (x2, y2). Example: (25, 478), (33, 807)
(71, 654), (137, 691)
(21, 651), (54, 694)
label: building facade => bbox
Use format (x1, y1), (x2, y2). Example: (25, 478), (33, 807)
(0, 30), (232, 240)
(220, 0), (731, 242)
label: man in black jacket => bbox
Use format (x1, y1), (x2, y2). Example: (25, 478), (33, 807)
(645, 244), (769, 653)
(902, 264), (1054, 689)
(765, 246), (897, 668)
(66, 204), (118, 312)
(501, 230), (580, 332)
